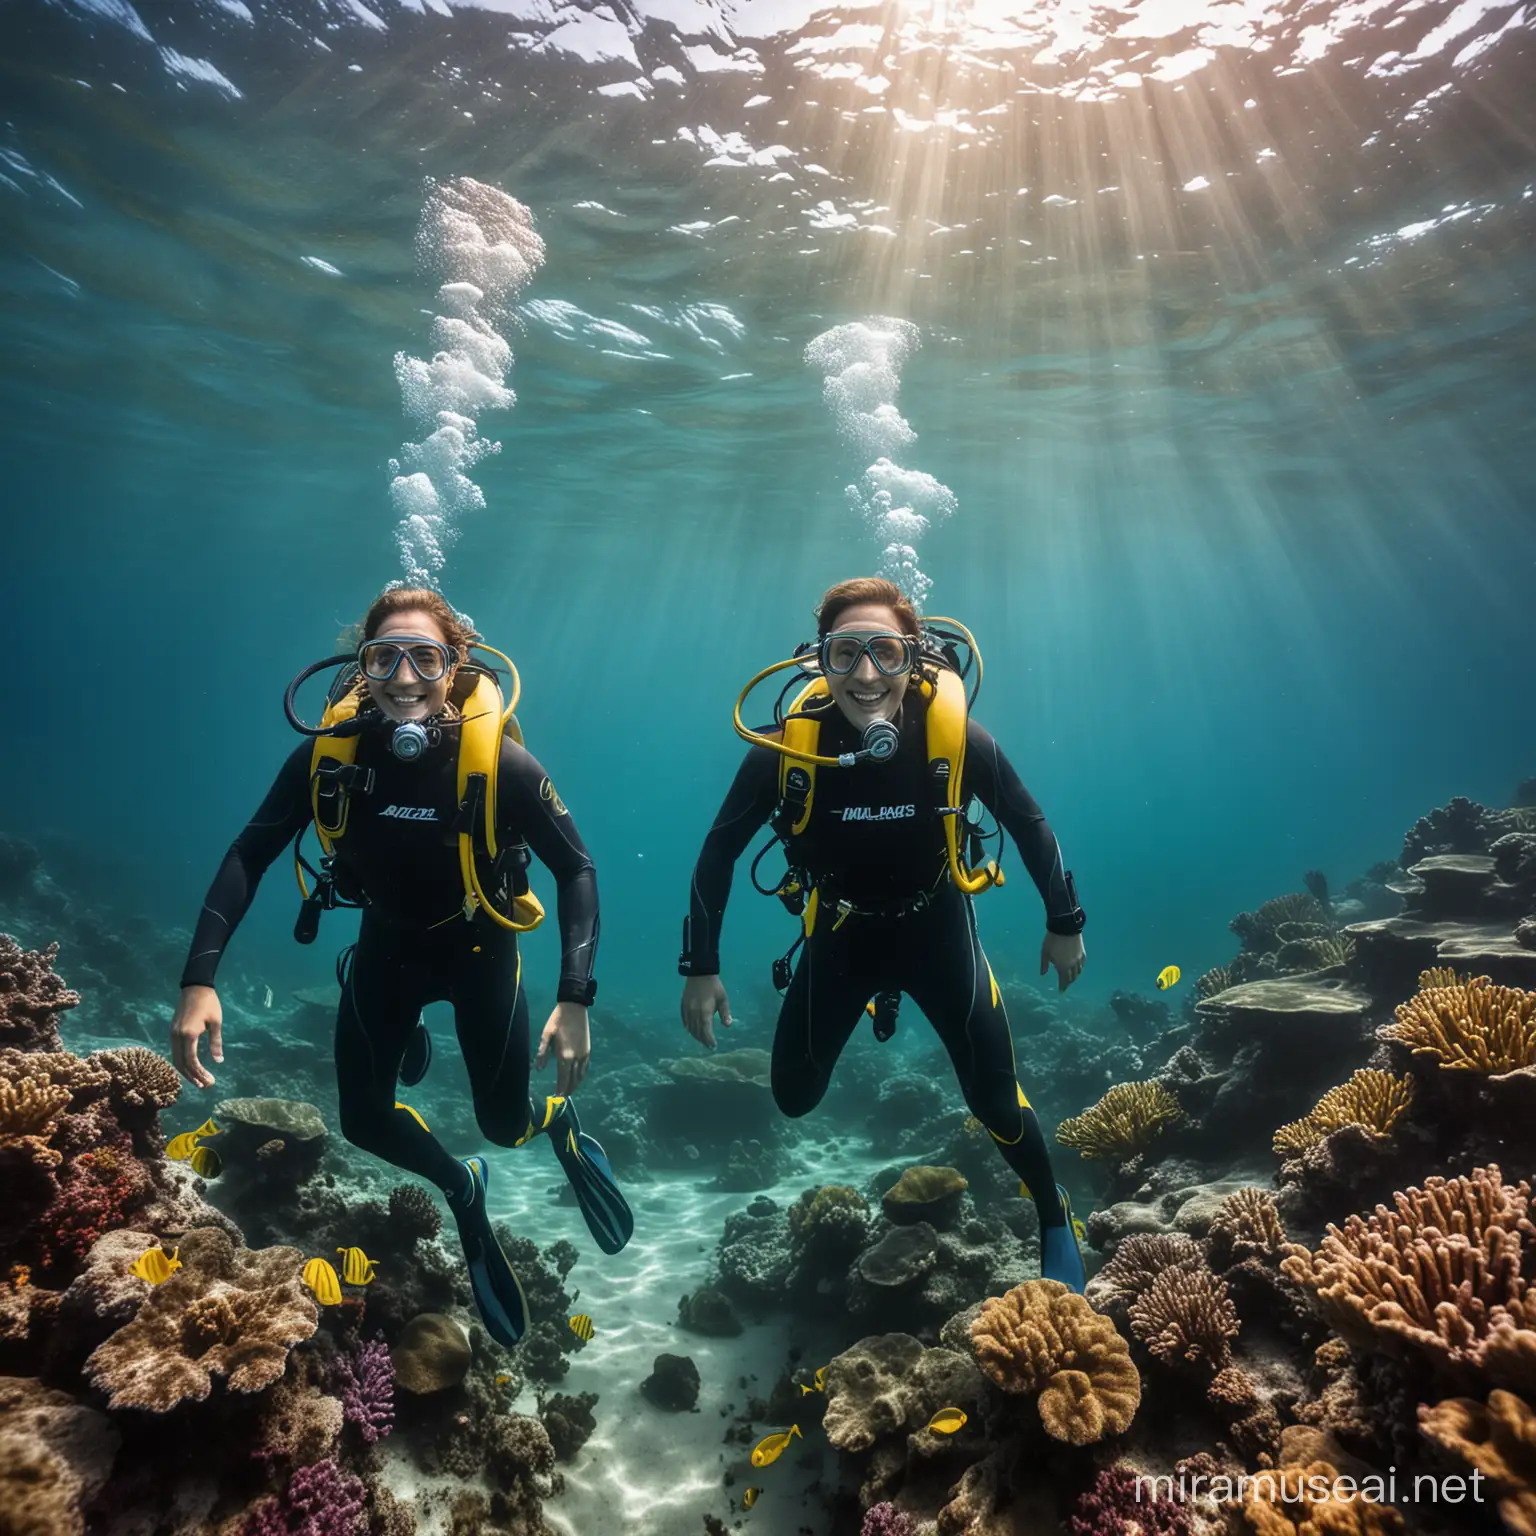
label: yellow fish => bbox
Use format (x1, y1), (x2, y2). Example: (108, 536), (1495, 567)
(189, 1145), (222, 1178)
(129, 1246), (181, 1285)
(750, 1425), (801, 1468)
(569, 1314), (594, 1342)
(336, 1247), (377, 1285)
(1073, 1218), (1088, 1244)
(926, 1407), (968, 1435)
(190, 1117), (220, 1140)
(165, 1132), (200, 1162)
(494, 1373), (513, 1388)
(302, 1257), (342, 1306)
(1156, 965), (1181, 991)
(742, 1488), (762, 1510)
(799, 1365), (827, 1396)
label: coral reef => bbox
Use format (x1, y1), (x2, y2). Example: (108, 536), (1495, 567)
(1280, 1165), (1536, 1393)
(640, 1352), (699, 1411)
(242, 1456), (366, 1536)
(334, 1334), (393, 1444)
(881, 1166), (968, 1230)
(969, 1280), (1140, 1444)
(1234, 1459), (1404, 1536)
(1127, 1262), (1239, 1371)
(1379, 973), (1536, 1072)
(1069, 1465), (1191, 1536)
(390, 1312), (471, 1395)
(822, 1333), (984, 1453)
(1057, 1082), (1184, 1162)
(1419, 1389), (1536, 1536)
(1271, 1069), (1415, 1156)
(540, 1389), (598, 1461)
(385, 1184), (441, 1244)
(1207, 1188), (1288, 1268)
(0, 937), (81, 1053)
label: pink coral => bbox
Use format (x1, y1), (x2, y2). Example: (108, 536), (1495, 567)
(243, 1457), (366, 1536)
(1070, 1466), (1191, 1536)
(336, 1334), (394, 1444)
(0, 938), (81, 1053)
(861, 1504), (917, 1536)
(36, 1140), (148, 1273)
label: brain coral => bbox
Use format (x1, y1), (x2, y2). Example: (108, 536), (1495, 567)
(1280, 1164), (1536, 1393)
(1057, 1082), (1183, 1162)
(84, 1225), (317, 1410)
(1272, 1070), (1415, 1157)
(1379, 975), (1536, 1073)
(970, 1279), (1141, 1444)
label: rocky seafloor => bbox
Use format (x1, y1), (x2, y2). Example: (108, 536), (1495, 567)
(1, 782), (1533, 1535)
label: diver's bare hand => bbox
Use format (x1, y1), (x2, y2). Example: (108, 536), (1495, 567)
(536, 1002), (591, 1096)
(170, 985), (223, 1088)
(681, 975), (732, 1050)
(1040, 931), (1086, 992)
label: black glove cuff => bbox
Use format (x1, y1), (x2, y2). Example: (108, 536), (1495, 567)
(556, 978), (597, 1007)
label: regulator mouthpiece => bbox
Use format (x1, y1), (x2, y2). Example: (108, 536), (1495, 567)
(389, 720), (435, 762)
(861, 718), (900, 762)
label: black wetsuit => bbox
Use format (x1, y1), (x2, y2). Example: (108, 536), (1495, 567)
(182, 722), (598, 1195)
(680, 697), (1083, 1227)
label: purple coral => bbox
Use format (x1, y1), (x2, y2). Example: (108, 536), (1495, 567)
(1069, 1466), (1190, 1536)
(243, 1458), (366, 1536)
(861, 1504), (917, 1536)
(336, 1334), (394, 1444)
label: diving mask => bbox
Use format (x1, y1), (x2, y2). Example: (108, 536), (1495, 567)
(358, 635), (454, 684)
(819, 630), (916, 678)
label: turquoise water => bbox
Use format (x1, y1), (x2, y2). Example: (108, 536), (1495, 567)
(6, 0), (1530, 1016)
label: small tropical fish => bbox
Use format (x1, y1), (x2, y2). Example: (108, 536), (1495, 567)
(750, 1425), (801, 1468)
(336, 1247), (377, 1285)
(494, 1373), (513, 1388)
(926, 1407), (967, 1435)
(1155, 965), (1181, 991)
(799, 1365), (827, 1396)
(130, 1246), (181, 1285)
(263, 984), (274, 1008)
(165, 1132), (200, 1162)
(1073, 1218), (1088, 1244)
(742, 1488), (762, 1510)
(302, 1258), (342, 1306)
(188, 1145), (222, 1178)
(569, 1314), (594, 1342)
(189, 1117), (220, 1140)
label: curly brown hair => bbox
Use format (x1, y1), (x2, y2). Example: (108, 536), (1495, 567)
(345, 586), (481, 718)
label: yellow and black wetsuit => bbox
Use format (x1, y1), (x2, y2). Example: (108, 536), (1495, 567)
(680, 697), (1082, 1231)
(181, 726), (598, 1194)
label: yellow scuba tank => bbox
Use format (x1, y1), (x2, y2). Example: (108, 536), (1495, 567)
(296, 650), (545, 933)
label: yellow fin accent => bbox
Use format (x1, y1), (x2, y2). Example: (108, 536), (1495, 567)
(394, 1101), (430, 1134)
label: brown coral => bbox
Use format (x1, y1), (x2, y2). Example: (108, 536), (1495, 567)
(0, 938), (81, 1054)
(1272, 1070), (1415, 1157)
(1208, 1188), (1288, 1267)
(91, 1048), (180, 1127)
(1419, 1390), (1536, 1536)
(1128, 1262), (1240, 1371)
(1056, 1081), (1183, 1162)
(1091, 1234), (1205, 1306)
(1197, 966), (1234, 999)
(0, 1072), (71, 1173)
(84, 1226), (316, 1411)
(1236, 1460), (1404, 1536)
(1280, 1165), (1536, 1393)
(1380, 975), (1536, 1073)
(970, 1278), (1140, 1444)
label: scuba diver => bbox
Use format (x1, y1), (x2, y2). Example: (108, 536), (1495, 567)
(169, 585), (633, 1348)
(678, 576), (1089, 1291)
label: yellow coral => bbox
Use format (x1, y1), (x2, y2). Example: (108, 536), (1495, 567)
(1057, 1081), (1183, 1162)
(1419, 1391), (1536, 1536)
(0, 1072), (71, 1142)
(1237, 1460), (1404, 1536)
(1380, 975), (1536, 1072)
(969, 1278), (1140, 1444)
(1419, 966), (1460, 990)
(1272, 1070), (1415, 1156)
(1280, 1165), (1536, 1393)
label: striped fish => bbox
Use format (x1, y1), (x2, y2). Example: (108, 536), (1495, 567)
(302, 1257), (342, 1306)
(568, 1313), (595, 1342)
(336, 1247), (377, 1285)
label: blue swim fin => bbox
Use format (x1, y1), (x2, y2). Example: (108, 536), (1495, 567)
(1041, 1183), (1087, 1293)
(534, 1096), (634, 1256)
(449, 1156), (530, 1348)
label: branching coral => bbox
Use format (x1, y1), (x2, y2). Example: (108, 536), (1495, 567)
(1197, 966), (1234, 1000)
(1379, 975), (1536, 1073)
(1236, 1460), (1404, 1536)
(387, 1183), (441, 1243)
(1070, 1465), (1191, 1536)
(336, 1334), (394, 1444)
(90, 1047), (179, 1129)
(85, 1226), (317, 1410)
(1230, 894), (1331, 955)
(1272, 1070), (1415, 1157)
(1090, 1234), (1205, 1308)
(243, 1457), (366, 1536)
(1128, 1262), (1240, 1371)
(1419, 1390), (1536, 1536)
(1276, 934), (1356, 973)
(1057, 1082), (1183, 1162)
(1208, 1188), (1288, 1267)
(969, 1279), (1141, 1444)
(36, 1140), (149, 1270)
(0, 1071), (71, 1171)
(0, 937), (81, 1053)
(1280, 1165), (1536, 1393)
